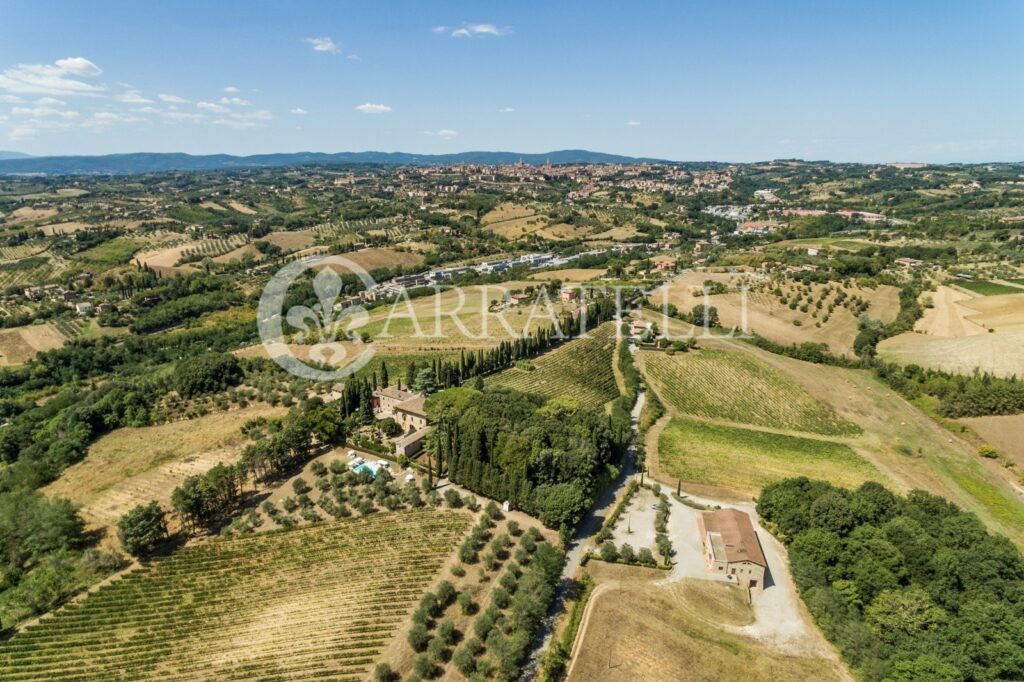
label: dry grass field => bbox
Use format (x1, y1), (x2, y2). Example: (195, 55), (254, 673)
(649, 270), (900, 356)
(39, 221), (94, 235)
(480, 202), (535, 225)
(878, 286), (1024, 377)
(227, 200), (257, 214)
(43, 404), (286, 534)
(0, 323), (67, 366)
(6, 206), (59, 223)
(878, 331), (1024, 379)
(213, 242), (262, 264)
(264, 230), (317, 251)
(137, 243), (199, 274)
(961, 414), (1024, 470)
(481, 203), (550, 240)
(567, 564), (844, 682)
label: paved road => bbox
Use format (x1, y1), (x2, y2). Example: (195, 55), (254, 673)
(519, 374), (645, 680)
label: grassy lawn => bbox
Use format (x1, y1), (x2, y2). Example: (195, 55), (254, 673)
(657, 417), (881, 497)
(643, 349), (860, 437)
(956, 279), (1023, 296)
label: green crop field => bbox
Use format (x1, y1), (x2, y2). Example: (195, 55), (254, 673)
(657, 417), (881, 496)
(643, 349), (860, 436)
(489, 322), (619, 408)
(0, 509), (471, 682)
(956, 279), (1023, 296)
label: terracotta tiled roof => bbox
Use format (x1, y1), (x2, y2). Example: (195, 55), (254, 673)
(702, 508), (767, 567)
(395, 395), (428, 418)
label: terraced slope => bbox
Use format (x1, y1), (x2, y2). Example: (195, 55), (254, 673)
(0, 509), (471, 682)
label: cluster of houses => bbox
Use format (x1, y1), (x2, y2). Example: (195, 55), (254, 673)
(346, 243), (670, 307)
(21, 274), (104, 317)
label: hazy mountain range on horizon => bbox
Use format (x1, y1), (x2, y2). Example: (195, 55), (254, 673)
(0, 149), (678, 175)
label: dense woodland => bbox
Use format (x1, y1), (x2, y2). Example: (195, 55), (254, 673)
(758, 478), (1024, 681)
(427, 385), (631, 532)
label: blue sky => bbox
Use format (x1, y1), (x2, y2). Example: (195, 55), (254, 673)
(0, 0), (1022, 162)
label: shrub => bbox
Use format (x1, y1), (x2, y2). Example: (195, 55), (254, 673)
(491, 586), (510, 609)
(619, 543), (636, 563)
(451, 564), (466, 578)
(437, 618), (457, 645)
(638, 547), (656, 566)
(117, 501), (167, 558)
(292, 478), (311, 495)
(408, 623), (430, 652)
(413, 653), (436, 679)
(372, 663), (395, 682)
(979, 444), (999, 459)
(600, 540), (619, 563)
(453, 645), (476, 676)
(458, 591), (477, 615)
(427, 635), (449, 662)
(436, 580), (456, 606)
(485, 500), (503, 520)
(507, 520), (521, 536)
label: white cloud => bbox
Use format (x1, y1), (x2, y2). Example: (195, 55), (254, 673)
(7, 117), (76, 140)
(159, 93), (189, 103)
(220, 96), (250, 106)
(354, 102), (391, 114)
(162, 111), (206, 123)
(83, 111), (143, 127)
(34, 97), (65, 106)
(54, 57), (102, 77)
(290, 108), (308, 115)
(451, 23), (510, 38)
(116, 89), (153, 104)
(0, 57), (104, 96)
(347, 54), (361, 61)
(499, 107), (514, 113)
(223, 86), (240, 93)
(626, 120), (641, 126)
(304, 37), (340, 53)
(12, 106), (80, 119)
(197, 101), (229, 113)
(432, 25), (449, 33)
(213, 109), (273, 128)
(424, 129), (458, 140)
(0, 94), (23, 103)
